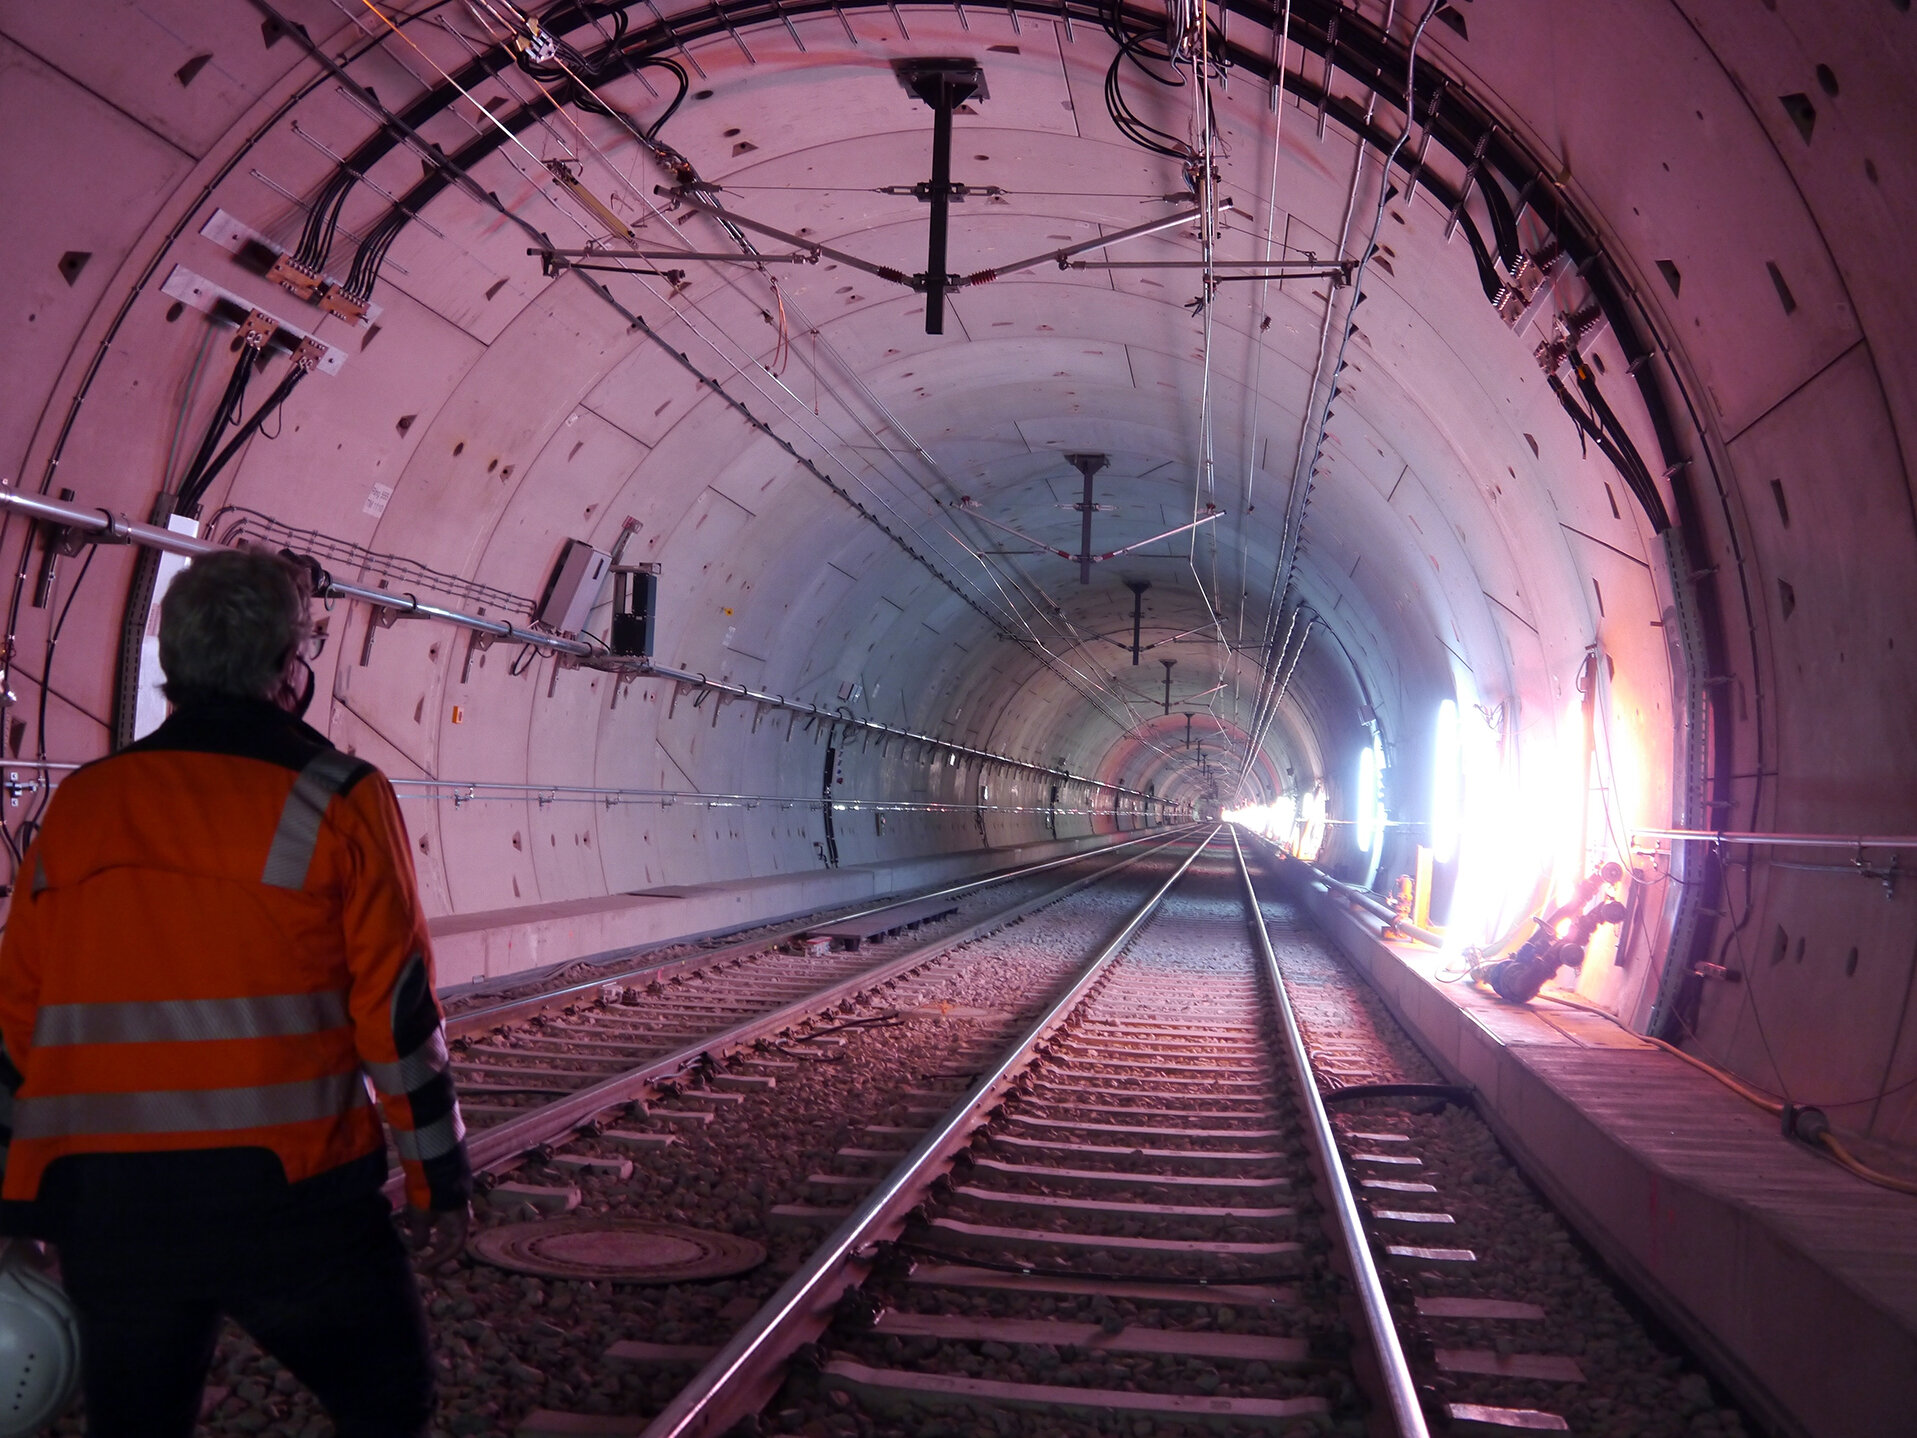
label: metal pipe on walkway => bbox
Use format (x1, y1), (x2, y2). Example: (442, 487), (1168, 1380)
(1244, 833), (1448, 948)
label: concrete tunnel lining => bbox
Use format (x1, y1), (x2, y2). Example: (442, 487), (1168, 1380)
(0, 0), (1913, 1154)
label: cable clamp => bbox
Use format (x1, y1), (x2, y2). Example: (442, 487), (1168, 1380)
(515, 22), (557, 64)
(239, 308), (276, 351)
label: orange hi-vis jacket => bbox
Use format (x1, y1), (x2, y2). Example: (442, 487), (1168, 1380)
(0, 698), (470, 1220)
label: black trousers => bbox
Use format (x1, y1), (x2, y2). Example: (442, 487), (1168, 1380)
(56, 1189), (435, 1438)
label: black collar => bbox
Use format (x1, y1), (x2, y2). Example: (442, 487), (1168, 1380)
(125, 696), (334, 774)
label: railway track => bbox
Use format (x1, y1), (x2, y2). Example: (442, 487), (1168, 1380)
(626, 829), (1416, 1437)
(610, 831), (1729, 1438)
(186, 829), (1755, 1437)
(399, 831), (1192, 1195)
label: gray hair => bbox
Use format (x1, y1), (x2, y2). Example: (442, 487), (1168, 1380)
(159, 547), (312, 705)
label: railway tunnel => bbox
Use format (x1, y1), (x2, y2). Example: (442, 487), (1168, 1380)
(2, 2), (1913, 1435)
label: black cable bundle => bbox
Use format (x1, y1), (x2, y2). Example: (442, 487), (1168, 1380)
(294, 167), (360, 273)
(1569, 349), (1671, 532)
(1453, 209), (1508, 303)
(517, 3), (689, 142)
(1476, 162), (1523, 272)
(173, 344), (259, 516)
(344, 205), (411, 304)
(1546, 354), (1671, 533)
(1095, 0), (1224, 165)
(174, 341), (313, 519)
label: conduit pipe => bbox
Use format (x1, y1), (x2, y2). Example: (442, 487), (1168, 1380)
(640, 658), (1159, 800)
(0, 484), (1165, 805)
(1632, 828), (1917, 850)
(0, 765), (1160, 821)
(1320, 871), (1445, 949)
(1243, 832), (1447, 948)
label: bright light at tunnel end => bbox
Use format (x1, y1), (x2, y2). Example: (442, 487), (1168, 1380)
(1223, 795), (1297, 845)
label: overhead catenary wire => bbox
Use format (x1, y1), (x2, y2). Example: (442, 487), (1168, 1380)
(375, 0), (1156, 725)
(1233, 0), (1295, 665)
(272, 3), (1169, 755)
(1237, 0), (1442, 802)
(380, 0), (1178, 747)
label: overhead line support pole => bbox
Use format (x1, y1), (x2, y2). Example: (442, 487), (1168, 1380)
(1066, 452), (1109, 584)
(899, 60), (984, 335)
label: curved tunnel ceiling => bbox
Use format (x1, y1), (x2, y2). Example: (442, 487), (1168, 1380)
(12, 0), (1693, 797)
(6, 1), (1916, 1126)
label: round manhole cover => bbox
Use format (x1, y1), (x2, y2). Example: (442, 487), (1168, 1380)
(469, 1219), (766, 1283)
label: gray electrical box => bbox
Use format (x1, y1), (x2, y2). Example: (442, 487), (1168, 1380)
(536, 539), (612, 635)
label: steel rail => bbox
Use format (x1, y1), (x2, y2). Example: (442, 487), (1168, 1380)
(637, 828), (1217, 1438)
(1230, 828), (1428, 1437)
(388, 830), (1198, 1205)
(445, 827), (1184, 1036)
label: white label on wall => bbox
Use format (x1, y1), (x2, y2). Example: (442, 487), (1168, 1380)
(133, 516), (202, 740)
(363, 482), (394, 518)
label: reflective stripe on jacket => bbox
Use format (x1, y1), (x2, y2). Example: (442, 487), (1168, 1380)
(0, 697), (470, 1214)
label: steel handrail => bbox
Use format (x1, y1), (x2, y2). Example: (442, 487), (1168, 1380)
(0, 482), (588, 654)
(394, 831), (1197, 1203)
(1230, 828), (1429, 1437)
(637, 827), (1217, 1438)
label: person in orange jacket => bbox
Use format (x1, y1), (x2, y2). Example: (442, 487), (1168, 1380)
(0, 547), (471, 1437)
